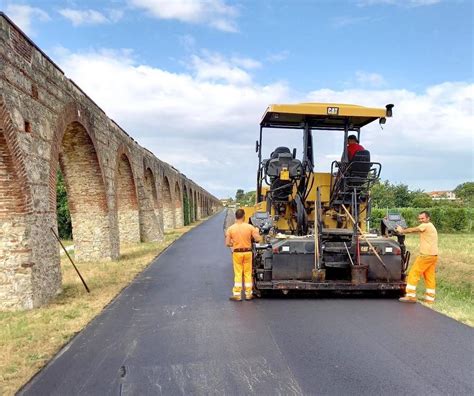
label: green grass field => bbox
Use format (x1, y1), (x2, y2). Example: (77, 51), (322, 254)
(404, 233), (473, 326)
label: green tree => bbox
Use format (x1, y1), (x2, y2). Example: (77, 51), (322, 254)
(454, 182), (474, 206)
(56, 169), (72, 239)
(183, 194), (191, 225)
(235, 189), (245, 202)
(371, 180), (395, 208)
(243, 190), (256, 205)
(393, 183), (411, 207)
(410, 190), (432, 208)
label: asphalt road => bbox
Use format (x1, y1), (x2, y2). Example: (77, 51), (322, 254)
(21, 211), (473, 395)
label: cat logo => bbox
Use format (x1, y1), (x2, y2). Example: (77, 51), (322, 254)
(327, 107), (339, 115)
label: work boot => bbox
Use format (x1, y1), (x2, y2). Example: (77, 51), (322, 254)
(229, 296), (242, 301)
(399, 296), (417, 303)
(245, 295), (254, 301)
(420, 296), (435, 304)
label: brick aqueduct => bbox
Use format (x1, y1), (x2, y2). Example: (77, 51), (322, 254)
(0, 14), (222, 310)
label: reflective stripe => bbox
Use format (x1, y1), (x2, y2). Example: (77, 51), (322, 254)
(233, 291), (241, 296)
(426, 288), (436, 294)
(244, 283), (253, 287)
(424, 295), (435, 301)
(406, 284), (417, 291)
(406, 292), (416, 298)
(234, 282), (242, 287)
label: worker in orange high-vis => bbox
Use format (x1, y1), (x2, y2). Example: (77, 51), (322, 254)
(396, 211), (438, 304)
(225, 209), (262, 301)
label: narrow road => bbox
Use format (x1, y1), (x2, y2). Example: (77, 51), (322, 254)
(21, 211), (473, 395)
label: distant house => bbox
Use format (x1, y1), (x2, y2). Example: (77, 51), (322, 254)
(220, 199), (231, 207)
(428, 190), (457, 200)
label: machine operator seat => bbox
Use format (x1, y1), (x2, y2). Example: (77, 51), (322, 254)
(270, 146), (291, 159)
(348, 150), (371, 174)
(264, 147), (303, 201)
(344, 149), (372, 188)
(266, 151), (303, 179)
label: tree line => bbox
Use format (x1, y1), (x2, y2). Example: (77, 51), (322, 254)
(227, 181), (473, 232)
(229, 181), (473, 209)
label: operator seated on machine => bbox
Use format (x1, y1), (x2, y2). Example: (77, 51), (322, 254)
(347, 135), (365, 161)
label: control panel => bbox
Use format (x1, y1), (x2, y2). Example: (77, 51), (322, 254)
(381, 213), (407, 236)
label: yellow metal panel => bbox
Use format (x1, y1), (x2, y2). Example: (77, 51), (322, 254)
(280, 168), (290, 181)
(260, 102), (390, 129)
(242, 206), (256, 223)
(264, 103), (387, 118)
(305, 172), (332, 203)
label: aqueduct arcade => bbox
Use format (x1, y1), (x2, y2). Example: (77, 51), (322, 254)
(0, 13), (221, 310)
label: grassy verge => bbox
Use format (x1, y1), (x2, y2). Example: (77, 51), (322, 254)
(59, 239), (74, 248)
(404, 233), (473, 326)
(0, 223), (203, 396)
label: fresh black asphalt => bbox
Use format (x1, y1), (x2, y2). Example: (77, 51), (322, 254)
(20, 211), (474, 395)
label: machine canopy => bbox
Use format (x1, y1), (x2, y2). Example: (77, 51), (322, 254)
(260, 103), (393, 130)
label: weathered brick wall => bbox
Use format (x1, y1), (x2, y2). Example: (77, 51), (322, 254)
(141, 167), (161, 242)
(116, 150), (140, 245)
(0, 13), (221, 310)
(174, 182), (185, 228)
(161, 176), (175, 230)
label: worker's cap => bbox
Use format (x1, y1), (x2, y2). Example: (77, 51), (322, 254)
(348, 134), (359, 143)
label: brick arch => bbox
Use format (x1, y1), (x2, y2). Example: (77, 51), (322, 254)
(0, 97), (36, 309)
(141, 165), (161, 242)
(49, 102), (105, 211)
(144, 167), (158, 210)
(51, 103), (111, 262)
(198, 193), (203, 219)
(174, 181), (184, 228)
(115, 144), (140, 246)
(0, 96), (30, 216)
(162, 175), (174, 229)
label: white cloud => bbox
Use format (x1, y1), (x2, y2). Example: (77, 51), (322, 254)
(189, 52), (256, 85)
(5, 4), (50, 35)
(355, 71), (387, 87)
(230, 56), (262, 70)
(129, 0), (239, 32)
(306, 83), (474, 190)
(59, 8), (123, 26)
(358, 0), (441, 7)
(55, 48), (473, 196)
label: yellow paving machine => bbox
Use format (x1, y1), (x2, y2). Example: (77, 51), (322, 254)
(245, 103), (410, 295)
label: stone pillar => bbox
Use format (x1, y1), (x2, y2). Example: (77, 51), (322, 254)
(162, 177), (175, 230)
(60, 122), (113, 262)
(117, 154), (140, 245)
(1, 103), (60, 310)
(139, 169), (162, 242)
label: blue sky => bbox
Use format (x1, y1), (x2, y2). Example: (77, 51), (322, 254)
(3, 0), (473, 197)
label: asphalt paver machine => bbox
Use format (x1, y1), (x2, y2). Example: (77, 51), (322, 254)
(245, 103), (410, 295)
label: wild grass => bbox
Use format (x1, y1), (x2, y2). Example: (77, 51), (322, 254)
(0, 224), (201, 396)
(404, 233), (473, 326)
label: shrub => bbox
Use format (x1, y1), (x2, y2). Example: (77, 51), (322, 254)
(368, 207), (473, 233)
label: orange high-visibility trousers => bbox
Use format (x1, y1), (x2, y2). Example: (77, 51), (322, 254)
(405, 255), (438, 302)
(232, 252), (253, 298)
